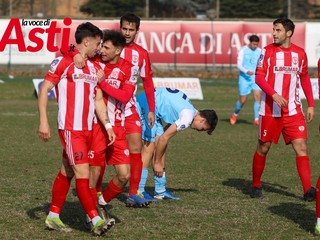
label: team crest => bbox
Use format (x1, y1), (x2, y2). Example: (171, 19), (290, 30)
(298, 126), (305, 132)
(136, 120), (141, 127)
(124, 149), (130, 156)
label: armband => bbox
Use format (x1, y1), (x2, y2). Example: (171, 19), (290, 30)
(104, 123), (112, 130)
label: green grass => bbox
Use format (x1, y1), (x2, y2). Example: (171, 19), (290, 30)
(0, 75), (320, 240)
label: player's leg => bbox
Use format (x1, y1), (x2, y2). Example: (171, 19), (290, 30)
(252, 83), (262, 126)
(315, 177), (320, 234)
(45, 154), (73, 232)
(230, 77), (250, 125)
(284, 114), (315, 201)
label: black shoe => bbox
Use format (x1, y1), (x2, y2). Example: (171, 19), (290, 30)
(303, 187), (316, 202)
(250, 187), (263, 199)
(97, 205), (116, 229)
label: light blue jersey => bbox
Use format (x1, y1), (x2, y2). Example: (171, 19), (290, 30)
(136, 87), (197, 142)
(237, 45), (261, 95)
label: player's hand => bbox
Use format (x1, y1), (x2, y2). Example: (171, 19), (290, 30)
(73, 53), (85, 69)
(38, 122), (51, 142)
(147, 112), (155, 128)
(306, 107), (314, 123)
(97, 69), (105, 83)
(247, 71), (254, 76)
(153, 160), (164, 177)
(106, 128), (116, 146)
(272, 93), (287, 108)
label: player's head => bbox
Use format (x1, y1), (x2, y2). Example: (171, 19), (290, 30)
(100, 30), (126, 63)
(248, 35), (260, 50)
(120, 13), (140, 45)
(192, 109), (218, 135)
(75, 22), (103, 58)
(273, 18), (295, 37)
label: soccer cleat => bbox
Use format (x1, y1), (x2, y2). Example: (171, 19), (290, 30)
(140, 191), (157, 202)
(315, 225), (320, 235)
(250, 187), (263, 199)
(91, 219), (109, 237)
(230, 114), (237, 125)
(126, 194), (150, 207)
(97, 205), (116, 229)
(154, 190), (181, 200)
(304, 187), (316, 202)
(253, 119), (259, 126)
(45, 216), (72, 232)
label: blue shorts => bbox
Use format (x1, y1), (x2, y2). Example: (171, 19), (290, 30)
(238, 74), (261, 96)
(136, 92), (163, 142)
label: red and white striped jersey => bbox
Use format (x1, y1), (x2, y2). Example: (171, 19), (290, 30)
(98, 58), (136, 126)
(120, 42), (155, 117)
(45, 56), (101, 130)
(256, 43), (314, 117)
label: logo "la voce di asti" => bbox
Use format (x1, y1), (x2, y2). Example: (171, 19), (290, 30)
(0, 17), (72, 52)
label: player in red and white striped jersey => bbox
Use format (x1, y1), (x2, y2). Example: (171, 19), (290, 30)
(119, 14), (155, 202)
(250, 18), (315, 201)
(38, 22), (114, 236)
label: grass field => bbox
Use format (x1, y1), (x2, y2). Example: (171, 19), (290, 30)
(0, 75), (320, 240)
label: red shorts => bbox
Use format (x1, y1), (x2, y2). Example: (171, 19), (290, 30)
(89, 121), (108, 167)
(125, 111), (142, 135)
(58, 129), (92, 166)
(259, 114), (308, 145)
(106, 126), (131, 165)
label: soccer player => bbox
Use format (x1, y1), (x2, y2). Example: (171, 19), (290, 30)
(38, 22), (114, 236)
(250, 18), (315, 201)
(137, 87), (218, 200)
(88, 29), (148, 220)
(72, 13), (156, 206)
(230, 35), (262, 126)
(314, 58), (320, 235)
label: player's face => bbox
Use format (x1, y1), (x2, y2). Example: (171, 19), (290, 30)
(249, 41), (259, 50)
(86, 36), (101, 58)
(120, 21), (138, 45)
(100, 40), (121, 64)
(273, 23), (291, 46)
(191, 116), (210, 132)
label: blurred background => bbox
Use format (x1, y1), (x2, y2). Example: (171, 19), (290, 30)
(1, 0), (320, 78)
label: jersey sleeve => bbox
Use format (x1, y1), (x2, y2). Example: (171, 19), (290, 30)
(140, 50), (155, 112)
(299, 51), (314, 107)
(174, 109), (194, 132)
(237, 47), (248, 73)
(44, 57), (71, 85)
(255, 48), (277, 97)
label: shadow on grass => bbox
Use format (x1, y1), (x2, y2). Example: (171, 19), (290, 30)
(268, 202), (315, 233)
(26, 201), (121, 232)
(222, 178), (301, 200)
(220, 118), (252, 125)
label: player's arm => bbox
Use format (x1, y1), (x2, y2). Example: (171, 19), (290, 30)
(299, 52), (315, 123)
(95, 88), (116, 145)
(153, 124), (178, 177)
(38, 79), (55, 142)
(140, 53), (156, 127)
(237, 47), (248, 74)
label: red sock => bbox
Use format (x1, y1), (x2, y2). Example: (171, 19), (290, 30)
(89, 187), (98, 206)
(252, 151), (266, 188)
(96, 165), (105, 193)
(103, 179), (123, 203)
(129, 153), (142, 195)
(316, 177), (320, 218)
(296, 156), (312, 193)
(76, 178), (98, 219)
(50, 172), (72, 214)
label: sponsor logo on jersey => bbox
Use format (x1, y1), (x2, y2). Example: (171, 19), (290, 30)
(72, 73), (98, 84)
(274, 66), (299, 74)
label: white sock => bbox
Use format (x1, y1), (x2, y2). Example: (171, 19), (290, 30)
(317, 218), (320, 226)
(48, 211), (59, 218)
(92, 216), (101, 226)
(98, 194), (108, 205)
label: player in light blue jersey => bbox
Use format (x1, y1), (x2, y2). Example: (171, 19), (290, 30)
(136, 87), (218, 200)
(230, 35), (262, 126)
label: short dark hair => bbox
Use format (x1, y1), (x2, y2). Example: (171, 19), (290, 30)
(249, 35), (260, 42)
(120, 13), (140, 30)
(273, 18), (295, 37)
(102, 29), (126, 48)
(199, 109), (218, 135)
(75, 22), (103, 44)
